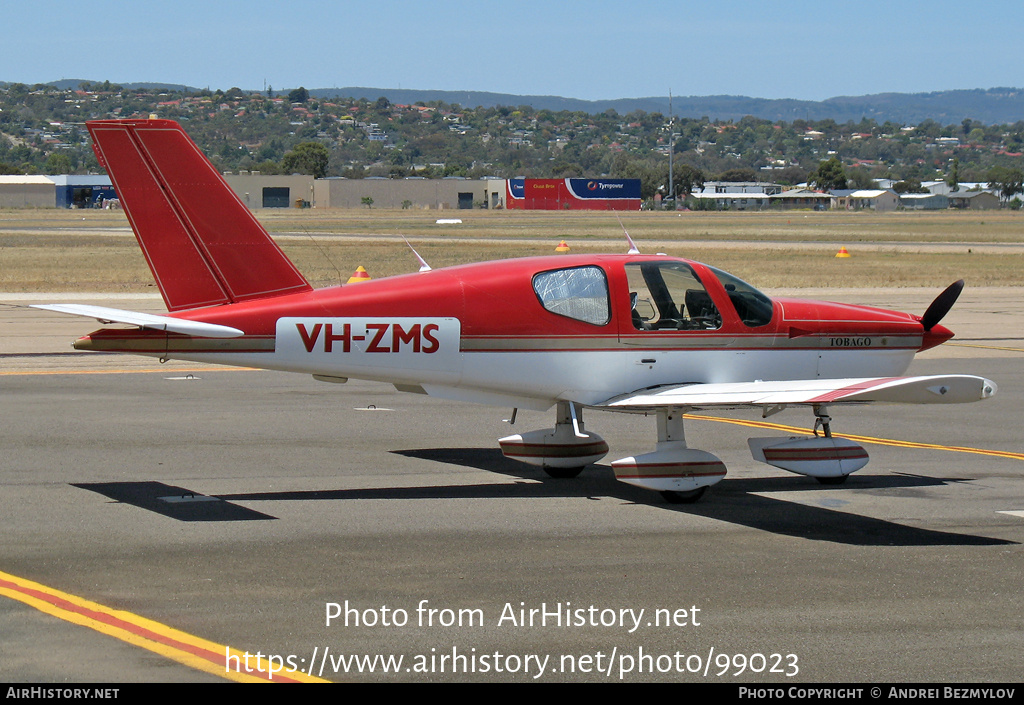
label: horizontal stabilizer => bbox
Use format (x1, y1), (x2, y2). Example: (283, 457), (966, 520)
(32, 304), (244, 338)
(599, 375), (997, 410)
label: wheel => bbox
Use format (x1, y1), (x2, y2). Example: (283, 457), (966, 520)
(543, 465), (585, 479)
(660, 487), (707, 504)
(816, 475), (849, 485)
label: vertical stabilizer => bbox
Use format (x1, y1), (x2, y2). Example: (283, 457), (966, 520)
(88, 119), (311, 311)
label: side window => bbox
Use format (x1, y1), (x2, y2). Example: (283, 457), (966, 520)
(532, 266), (610, 325)
(626, 261), (722, 331)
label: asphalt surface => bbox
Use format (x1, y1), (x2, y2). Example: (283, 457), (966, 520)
(1, 291), (1022, 683)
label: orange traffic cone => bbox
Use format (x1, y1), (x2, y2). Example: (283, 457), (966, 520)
(555, 240), (570, 253)
(347, 266), (371, 283)
(835, 247), (851, 258)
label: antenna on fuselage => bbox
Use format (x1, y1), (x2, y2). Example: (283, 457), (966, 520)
(402, 236), (432, 272)
(616, 214), (640, 254)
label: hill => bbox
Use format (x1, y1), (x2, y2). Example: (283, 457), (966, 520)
(310, 87), (1024, 125)
(4, 80), (1024, 124)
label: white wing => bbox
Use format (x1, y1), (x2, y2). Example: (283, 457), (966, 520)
(597, 375), (996, 410)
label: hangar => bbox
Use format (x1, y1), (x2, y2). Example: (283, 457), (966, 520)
(313, 176), (497, 210)
(1, 173), (636, 211)
(51, 175), (117, 208)
(0, 175), (115, 208)
(0, 175), (54, 208)
(222, 173), (315, 210)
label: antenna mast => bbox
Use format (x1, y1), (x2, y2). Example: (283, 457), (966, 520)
(668, 90), (675, 210)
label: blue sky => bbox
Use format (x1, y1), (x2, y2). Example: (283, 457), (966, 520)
(3, 0), (1022, 101)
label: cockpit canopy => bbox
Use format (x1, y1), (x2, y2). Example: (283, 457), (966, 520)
(627, 261), (773, 330)
(531, 259), (773, 330)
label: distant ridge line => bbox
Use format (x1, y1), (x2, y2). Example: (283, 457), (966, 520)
(310, 86), (1024, 125)
(6, 80), (1024, 124)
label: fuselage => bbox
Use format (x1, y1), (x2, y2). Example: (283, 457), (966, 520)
(74, 254), (947, 410)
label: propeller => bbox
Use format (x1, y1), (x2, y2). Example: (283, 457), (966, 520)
(921, 279), (964, 331)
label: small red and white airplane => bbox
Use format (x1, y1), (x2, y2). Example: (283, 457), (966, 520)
(36, 119), (996, 502)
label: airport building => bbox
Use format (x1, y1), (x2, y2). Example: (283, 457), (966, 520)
(505, 178), (642, 210)
(51, 175), (117, 208)
(222, 173), (315, 209)
(312, 176), (499, 210)
(0, 175), (115, 208)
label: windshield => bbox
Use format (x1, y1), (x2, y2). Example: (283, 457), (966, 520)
(706, 266), (774, 327)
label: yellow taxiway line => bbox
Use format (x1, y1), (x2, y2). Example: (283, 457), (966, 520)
(0, 569), (328, 683)
(688, 414), (1024, 462)
(946, 342), (1024, 353)
(5, 367), (1019, 461)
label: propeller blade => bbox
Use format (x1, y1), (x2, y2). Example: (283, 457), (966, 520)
(921, 279), (964, 331)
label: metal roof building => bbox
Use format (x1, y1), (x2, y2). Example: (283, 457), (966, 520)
(0, 175), (55, 208)
(0, 175), (115, 208)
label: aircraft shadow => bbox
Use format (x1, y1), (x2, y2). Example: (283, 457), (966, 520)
(390, 448), (1013, 547)
(73, 449), (1013, 546)
(73, 481), (275, 522)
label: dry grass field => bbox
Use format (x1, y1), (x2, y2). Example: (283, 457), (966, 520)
(1, 207), (1022, 291)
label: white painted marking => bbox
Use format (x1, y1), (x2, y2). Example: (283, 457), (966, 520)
(997, 510), (1024, 518)
(159, 495), (220, 504)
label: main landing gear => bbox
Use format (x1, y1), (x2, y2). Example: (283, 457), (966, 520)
(499, 403), (871, 503)
(609, 407), (727, 500)
(499, 403), (728, 502)
(747, 404), (869, 485)
(497, 402), (609, 477)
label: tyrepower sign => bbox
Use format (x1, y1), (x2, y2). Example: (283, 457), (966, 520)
(506, 179), (641, 210)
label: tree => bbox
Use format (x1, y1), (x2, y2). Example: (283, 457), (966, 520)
(551, 162), (584, 178)
(361, 196), (374, 209)
(847, 168), (876, 190)
(673, 164), (704, 197)
(281, 142), (329, 178)
(717, 167), (757, 182)
(287, 86), (309, 104)
(44, 152), (73, 174)
(808, 157), (847, 190)
(946, 158), (960, 190)
(892, 178), (922, 194)
(987, 166), (1024, 201)
(775, 165), (807, 186)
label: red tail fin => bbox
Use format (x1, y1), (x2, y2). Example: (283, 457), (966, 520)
(88, 119), (311, 311)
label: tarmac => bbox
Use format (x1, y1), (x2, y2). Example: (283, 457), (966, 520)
(1, 289), (1022, 682)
